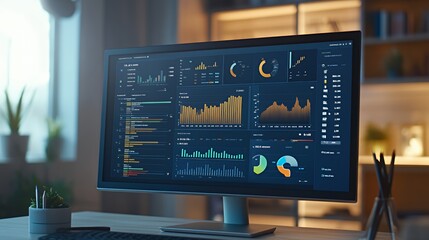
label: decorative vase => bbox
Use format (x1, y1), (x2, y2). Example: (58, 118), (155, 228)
(28, 207), (71, 234)
(1, 134), (29, 162)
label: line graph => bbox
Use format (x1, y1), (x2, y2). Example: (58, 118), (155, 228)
(288, 49), (316, 82)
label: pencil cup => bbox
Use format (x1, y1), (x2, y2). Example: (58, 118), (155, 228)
(28, 207), (71, 234)
(365, 152), (398, 240)
(365, 197), (399, 240)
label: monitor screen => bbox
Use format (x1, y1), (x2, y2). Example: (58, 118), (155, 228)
(98, 31), (361, 202)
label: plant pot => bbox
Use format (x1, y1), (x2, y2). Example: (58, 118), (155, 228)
(45, 137), (63, 162)
(1, 134), (29, 162)
(28, 207), (71, 234)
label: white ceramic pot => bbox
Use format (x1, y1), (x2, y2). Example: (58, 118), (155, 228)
(28, 207), (71, 234)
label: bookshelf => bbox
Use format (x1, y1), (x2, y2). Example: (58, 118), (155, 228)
(365, 33), (429, 45)
(362, 0), (429, 83)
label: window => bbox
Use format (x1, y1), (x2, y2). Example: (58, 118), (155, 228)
(0, 0), (51, 161)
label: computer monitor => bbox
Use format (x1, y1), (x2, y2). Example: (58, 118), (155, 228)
(98, 31), (361, 237)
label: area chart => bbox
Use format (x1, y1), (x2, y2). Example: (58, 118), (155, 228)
(260, 97), (311, 124)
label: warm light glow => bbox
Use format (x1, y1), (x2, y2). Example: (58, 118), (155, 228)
(298, 0), (361, 34)
(299, 0), (361, 12)
(211, 2), (361, 40)
(212, 5), (296, 22)
(360, 155), (429, 166)
(211, 5), (297, 40)
(401, 125), (424, 157)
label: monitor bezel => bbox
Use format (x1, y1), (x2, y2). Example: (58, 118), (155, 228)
(98, 31), (361, 202)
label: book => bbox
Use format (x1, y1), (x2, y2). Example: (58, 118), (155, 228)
(365, 10), (388, 38)
(390, 11), (407, 36)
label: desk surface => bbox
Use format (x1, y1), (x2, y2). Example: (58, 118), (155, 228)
(0, 211), (390, 240)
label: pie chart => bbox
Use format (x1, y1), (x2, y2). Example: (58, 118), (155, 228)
(276, 155), (298, 177)
(252, 154), (267, 175)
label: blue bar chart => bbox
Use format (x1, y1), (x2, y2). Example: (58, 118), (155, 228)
(180, 148), (244, 160)
(176, 163), (244, 178)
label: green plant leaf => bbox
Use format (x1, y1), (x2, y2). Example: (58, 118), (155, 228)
(47, 118), (62, 139)
(30, 185), (69, 209)
(3, 88), (34, 135)
(5, 90), (19, 134)
(15, 87), (25, 131)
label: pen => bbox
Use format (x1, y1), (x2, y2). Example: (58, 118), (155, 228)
(388, 150), (396, 197)
(42, 190), (46, 209)
(380, 153), (388, 195)
(35, 186), (39, 208)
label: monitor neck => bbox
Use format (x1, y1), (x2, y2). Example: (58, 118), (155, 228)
(223, 196), (249, 225)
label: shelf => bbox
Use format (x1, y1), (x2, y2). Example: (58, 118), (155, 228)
(365, 33), (429, 45)
(359, 155), (429, 166)
(301, 214), (361, 222)
(363, 76), (429, 84)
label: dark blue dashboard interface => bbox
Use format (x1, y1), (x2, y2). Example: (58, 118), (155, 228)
(101, 34), (359, 199)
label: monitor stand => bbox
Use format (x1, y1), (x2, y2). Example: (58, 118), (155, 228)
(160, 196), (276, 238)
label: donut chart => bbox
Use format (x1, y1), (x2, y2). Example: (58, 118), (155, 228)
(229, 62), (238, 77)
(277, 155), (298, 177)
(229, 60), (249, 79)
(258, 58), (279, 78)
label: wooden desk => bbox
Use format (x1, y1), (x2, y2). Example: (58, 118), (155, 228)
(0, 211), (390, 240)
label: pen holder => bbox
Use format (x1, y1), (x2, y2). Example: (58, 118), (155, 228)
(364, 152), (399, 240)
(364, 197), (399, 240)
(28, 207), (71, 234)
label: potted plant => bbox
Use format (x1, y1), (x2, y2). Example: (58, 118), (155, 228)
(384, 48), (403, 78)
(29, 186), (71, 234)
(364, 123), (389, 154)
(45, 118), (63, 162)
(0, 88), (33, 162)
